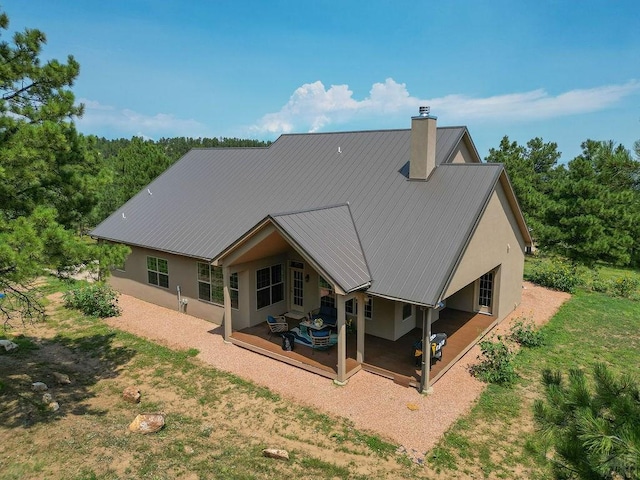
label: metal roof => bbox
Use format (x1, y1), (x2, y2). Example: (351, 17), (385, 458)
(91, 127), (511, 305)
(270, 204), (371, 293)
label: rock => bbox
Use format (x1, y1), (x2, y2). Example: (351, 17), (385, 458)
(48, 401), (60, 412)
(262, 448), (289, 461)
(42, 393), (53, 404)
(52, 372), (71, 385)
(31, 382), (48, 392)
(128, 413), (165, 434)
(122, 386), (141, 404)
(184, 446), (194, 455)
(0, 339), (18, 352)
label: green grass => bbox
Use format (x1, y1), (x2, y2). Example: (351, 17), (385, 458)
(428, 267), (640, 479)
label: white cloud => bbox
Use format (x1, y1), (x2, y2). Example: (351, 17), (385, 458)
(250, 79), (640, 134)
(75, 98), (209, 139)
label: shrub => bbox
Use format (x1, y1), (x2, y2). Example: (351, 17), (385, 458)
(469, 337), (518, 386)
(526, 258), (582, 293)
(63, 283), (121, 318)
(610, 275), (640, 299)
(509, 317), (546, 348)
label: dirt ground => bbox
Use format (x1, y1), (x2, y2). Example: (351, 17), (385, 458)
(0, 283), (570, 479)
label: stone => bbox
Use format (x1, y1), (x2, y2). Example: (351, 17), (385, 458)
(48, 401), (60, 412)
(52, 372), (71, 385)
(42, 393), (53, 404)
(31, 382), (48, 392)
(262, 448), (289, 461)
(128, 413), (165, 434)
(122, 386), (141, 404)
(0, 340), (18, 352)
(184, 446), (194, 455)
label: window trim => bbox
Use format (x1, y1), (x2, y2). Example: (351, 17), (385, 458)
(256, 264), (284, 310)
(147, 256), (169, 289)
(345, 298), (372, 320)
(402, 303), (413, 321)
(197, 262), (224, 306)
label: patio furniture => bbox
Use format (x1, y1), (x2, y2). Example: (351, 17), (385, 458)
(309, 329), (332, 354)
(266, 315), (288, 339)
(308, 306), (338, 328)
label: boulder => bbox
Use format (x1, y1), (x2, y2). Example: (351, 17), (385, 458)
(262, 448), (289, 461)
(31, 382), (48, 392)
(42, 393), (53, 404)
(0, 339), (18, 352)
(122, 386), (141, 404)
(48, 401), (60, 412)
(52, 372), (71, 385)
(128, 413), (165, 434)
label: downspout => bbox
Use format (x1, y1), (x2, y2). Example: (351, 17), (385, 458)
(177, 285), (182, 313)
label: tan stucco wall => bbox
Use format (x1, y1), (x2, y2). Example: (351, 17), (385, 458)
(446, 282), (475, 312)
(449, 138), (476, 164)
(443, 181), (527, 321)
(110, 246), (224, 323)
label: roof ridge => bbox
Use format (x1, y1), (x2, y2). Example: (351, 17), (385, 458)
(270, 203), (350, 218)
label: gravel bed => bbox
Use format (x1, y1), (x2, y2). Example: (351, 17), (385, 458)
(105, 281), (570, 455)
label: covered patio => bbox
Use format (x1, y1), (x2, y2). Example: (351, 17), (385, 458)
(230, 308), (497, 388)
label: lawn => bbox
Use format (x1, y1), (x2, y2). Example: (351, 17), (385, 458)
(1, 274), (638, 479)
(427, 287), (640, 478)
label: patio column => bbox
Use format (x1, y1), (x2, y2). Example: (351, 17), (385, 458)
(222, 265), (232, 343)
(419, 307), (433, 394)
(356, 293), (365, 363)
(335, 294), (347, 385)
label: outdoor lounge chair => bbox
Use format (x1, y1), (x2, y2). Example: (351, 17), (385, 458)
(309, 328), (332, 354)
(266, 315), (288, 339)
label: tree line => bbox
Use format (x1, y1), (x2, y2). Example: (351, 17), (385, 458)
(486, 136), (640, 267)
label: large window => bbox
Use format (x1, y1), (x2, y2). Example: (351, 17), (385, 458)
(198, 263), (224, 304)
(147, 256), (169, 288)
(345, 297), (372, 319)
(256, 264), (283, 309)
(230, 272), (239, 310)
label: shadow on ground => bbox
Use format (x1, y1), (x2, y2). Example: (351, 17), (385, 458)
(0, 331), (136, 428)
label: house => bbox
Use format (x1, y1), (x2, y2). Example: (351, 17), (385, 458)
(91, 108), (532, 391)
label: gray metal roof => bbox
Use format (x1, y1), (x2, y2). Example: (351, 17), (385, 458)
(91, 127), (509, 305)
(271, 204), (371, 293)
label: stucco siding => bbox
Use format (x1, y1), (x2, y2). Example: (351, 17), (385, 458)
(449, 139), (476, 164)
(443, 182), (526, 321)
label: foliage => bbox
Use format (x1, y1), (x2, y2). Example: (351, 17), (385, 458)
(0, 8), (128, 325)
(509, 317), (546, 347)
(526, 257), (583, 293)
(62, 283), (121, 318)
(609, 275), (640, 299)
(534, 364), (640, 479)
(469, 336), (518, 386)
(487, 136), (640, 268)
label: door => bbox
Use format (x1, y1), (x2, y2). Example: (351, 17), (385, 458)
(476, 271), (494, 314)
(289, 261), (304, 312)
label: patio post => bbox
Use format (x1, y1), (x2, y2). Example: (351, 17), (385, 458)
(335, 294), (347, 385)
(356, 292), (365, 363)
(222, 265), (232, 343)
(419, 307), (433, 394)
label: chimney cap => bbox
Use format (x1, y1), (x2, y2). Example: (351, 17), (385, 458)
(413, 105), (437, 120)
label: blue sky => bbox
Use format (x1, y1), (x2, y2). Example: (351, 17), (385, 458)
(4, 0), (639, 161)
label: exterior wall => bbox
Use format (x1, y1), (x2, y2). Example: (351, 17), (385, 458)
(109, 246), (224, 323)
(449, 138), (477, 164)
(446, 282), (475, 312)
(442, 182), (527, 321)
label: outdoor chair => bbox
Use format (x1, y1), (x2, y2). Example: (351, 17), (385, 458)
(309, 329), (332, 354)
(266, 315), (288, 339)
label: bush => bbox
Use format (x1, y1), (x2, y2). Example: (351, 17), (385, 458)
(526, 258), (582, 293)
(63, 283), (121, 318)
(469, 337), (518, 386)
(509, 317), (546, 348)
(610, 275), (640, 299)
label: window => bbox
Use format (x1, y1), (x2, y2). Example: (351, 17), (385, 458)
(230, 272), (239, 310)
(402, 303), (413, 320)
(197, 263), (224, 304)
(345, 298), (372, 319)
(319, 277), (335, 309)
(147, 256), (169, 288)
(256, 264), (283, 309)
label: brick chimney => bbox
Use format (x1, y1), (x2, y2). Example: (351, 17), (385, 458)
(409, 106), (437, 180)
